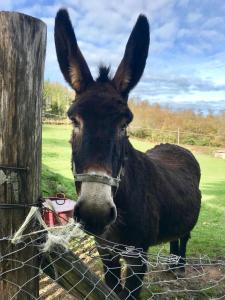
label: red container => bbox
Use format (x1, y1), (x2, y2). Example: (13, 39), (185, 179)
(42, 193), (76, 226)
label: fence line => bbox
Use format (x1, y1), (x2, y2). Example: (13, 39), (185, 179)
(42, 112), (225, 140)
(128, 126), (225, 138)
(1, 208), (225, 300)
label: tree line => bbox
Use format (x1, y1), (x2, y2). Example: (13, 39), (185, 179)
(129, 100), (225, 147)
(43, 81), (225, 147)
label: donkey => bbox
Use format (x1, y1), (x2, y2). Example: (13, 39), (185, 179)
(54, 9), (201, 300)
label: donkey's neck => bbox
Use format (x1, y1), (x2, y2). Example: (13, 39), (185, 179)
(116, 138), (154, 203)
(112, 139), (155, 243)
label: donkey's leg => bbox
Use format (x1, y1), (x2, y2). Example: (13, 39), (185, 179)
(104, 256), (123, 295)
(178, 232), (191, 271)
(170, 240), (179, 255)
(97, 246), (122, 295)
(119, 255), (147, 300)
(169, 240), (179, 271)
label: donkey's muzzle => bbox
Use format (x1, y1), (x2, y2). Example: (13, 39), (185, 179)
(74, 199), (117, 235)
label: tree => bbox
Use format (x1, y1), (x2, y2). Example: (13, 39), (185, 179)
(43, 80), (74, 116)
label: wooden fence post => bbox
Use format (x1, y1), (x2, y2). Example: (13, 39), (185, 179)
(0, 12), (46, 299)
(41, 246), (120, 300)
(177, 128), (180, 145)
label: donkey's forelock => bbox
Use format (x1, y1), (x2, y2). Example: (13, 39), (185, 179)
(96, 66), (111, 83)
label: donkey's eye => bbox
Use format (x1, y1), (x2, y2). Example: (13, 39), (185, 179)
(120, 123), (127, 135)
(71, 118), (81, 131)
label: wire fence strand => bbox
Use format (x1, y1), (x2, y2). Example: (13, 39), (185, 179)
(1, 208), (225, 300)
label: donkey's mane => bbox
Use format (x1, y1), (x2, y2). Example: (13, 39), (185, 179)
(96, 65), (111, 83)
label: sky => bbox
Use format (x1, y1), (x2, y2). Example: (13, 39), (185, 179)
(1, 0), (225, 107)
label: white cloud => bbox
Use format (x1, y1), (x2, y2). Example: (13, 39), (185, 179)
(186, 12), (202, 23)
(154, 20), (178, 41)
(202, 17), (224, 29)
(0, 0), (27, 10)
(3, 0), (225, 109)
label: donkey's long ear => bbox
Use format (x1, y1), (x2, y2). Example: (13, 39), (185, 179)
(113, 15), (150, 98)
(55, 9), (93, 93)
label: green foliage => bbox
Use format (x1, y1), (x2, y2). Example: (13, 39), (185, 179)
(42, 164), (75, 199)
(43, 81), (74, 117)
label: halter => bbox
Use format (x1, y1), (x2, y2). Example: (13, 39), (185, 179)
(72, 161), (124, 190)
(72, 134), (127, 193)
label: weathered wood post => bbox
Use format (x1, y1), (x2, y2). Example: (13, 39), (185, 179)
(41, 246), (120, 300)
(0, 12), (46, 299)
(177, 128), (180, 145)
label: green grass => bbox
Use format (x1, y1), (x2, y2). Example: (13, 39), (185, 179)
(42, 124), (75, 198)
(42, 124), (225, 257)
(189, 154), (225, 257)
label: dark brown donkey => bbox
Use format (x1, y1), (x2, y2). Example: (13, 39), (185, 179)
(54, 9), (201, 300)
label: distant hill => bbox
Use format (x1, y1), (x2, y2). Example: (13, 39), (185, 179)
(154, 100), (225, 115)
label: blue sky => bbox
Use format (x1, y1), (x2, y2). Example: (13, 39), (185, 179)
(2, 0), (225, 106)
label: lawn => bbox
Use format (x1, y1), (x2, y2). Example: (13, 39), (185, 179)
(42, 124), (225, 257)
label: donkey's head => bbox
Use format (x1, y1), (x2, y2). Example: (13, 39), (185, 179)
(55, 9), (150, 235)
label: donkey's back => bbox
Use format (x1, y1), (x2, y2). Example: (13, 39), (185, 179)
(146, 143), (201, 183)
(146, 143), (201, 244)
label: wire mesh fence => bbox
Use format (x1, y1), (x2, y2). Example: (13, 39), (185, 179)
(1, 206), (225, 300)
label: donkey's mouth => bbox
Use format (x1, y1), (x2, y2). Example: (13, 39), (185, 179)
(79, 221), (107, 236)
(74, 215), (107, 236)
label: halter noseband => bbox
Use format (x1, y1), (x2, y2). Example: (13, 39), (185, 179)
(72, 162), (123, 190)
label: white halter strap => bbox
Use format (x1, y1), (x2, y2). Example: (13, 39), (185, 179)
(72, 161), (123, 189)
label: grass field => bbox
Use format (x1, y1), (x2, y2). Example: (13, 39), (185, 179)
(42, 124), (225, 257)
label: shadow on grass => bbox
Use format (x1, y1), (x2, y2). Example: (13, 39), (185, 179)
(42, 164), (76, 200)
(201, 180), (225, 201)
